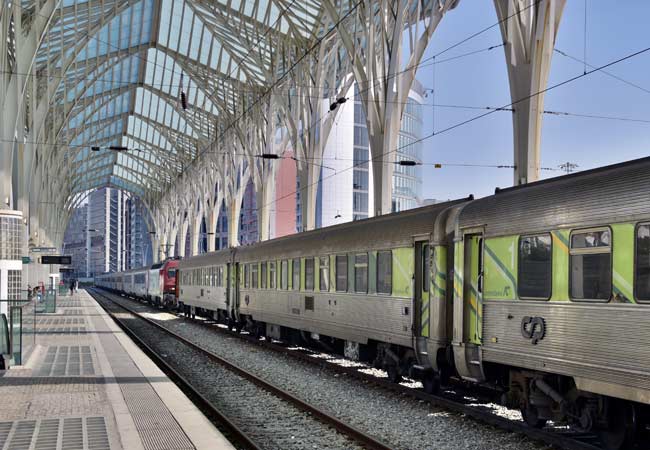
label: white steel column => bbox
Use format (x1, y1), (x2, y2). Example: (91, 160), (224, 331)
(495, 0), (565, 185)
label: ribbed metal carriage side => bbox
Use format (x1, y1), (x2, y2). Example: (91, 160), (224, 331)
(235, 200), (461, 263)
(457, 156), (650, 404)
(233, 200), (464, 349)
(177, 249), (233, 312)
(459, 157), (650, 237)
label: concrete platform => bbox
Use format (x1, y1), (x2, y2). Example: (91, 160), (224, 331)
(0, 289), (234, 450)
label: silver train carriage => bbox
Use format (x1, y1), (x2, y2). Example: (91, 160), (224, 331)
(177, 157), (650, 448)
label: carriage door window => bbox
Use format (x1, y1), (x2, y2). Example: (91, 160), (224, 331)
(376, 251), (392, 295)
(269, 262), (277, 289)
(261, 263), (268, 289)
(635, 224), (650, 301)
(336, 255), (348, 292)
(305, 258), (315, 291)
(292, 258), (301, 290)
(251, 264), (259, 289)
(518, 234), (552, 299)
(319, 257), (329, 291)
(570, 228), (612, 301)
(354, 254), (368, 293)
(281, 260), (288, 290)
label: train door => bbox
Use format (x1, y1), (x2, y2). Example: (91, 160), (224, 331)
(452, 230), (486, 382)
(413, 240), (431, 366)
(234, 262), (241, 322)
(463, 234), (483, 345)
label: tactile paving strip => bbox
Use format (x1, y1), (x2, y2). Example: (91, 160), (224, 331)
(35, 347), (95, 377)
(0, 417), (110, 450)
(36, 318), (85, 326)
(119, 384), (194, 450)
(57, 300), (82, 308)
(36, 318), (87, 335)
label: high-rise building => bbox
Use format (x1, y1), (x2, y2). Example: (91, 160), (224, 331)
(62, 204), (88, 278)
(64, 188), (152, 276)
(318, 81), (424, 228)
(127, 196), (152, 268)
(239, 180), (258, 245)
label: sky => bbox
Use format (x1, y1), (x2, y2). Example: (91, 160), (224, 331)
(413, 0), (650, 201)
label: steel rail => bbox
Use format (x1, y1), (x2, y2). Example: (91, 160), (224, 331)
(93, 288), (603, 450)
(90, 290), (262, 450)
(90, 288), (394, 450)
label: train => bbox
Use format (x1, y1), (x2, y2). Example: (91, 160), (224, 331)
(96, 258), (179, 308)
(96, 157), (650, 449)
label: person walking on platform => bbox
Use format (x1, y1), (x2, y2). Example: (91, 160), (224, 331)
(69, 279), (75, 296)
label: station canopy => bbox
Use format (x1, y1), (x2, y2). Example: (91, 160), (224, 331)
(33, 0), (327, 206)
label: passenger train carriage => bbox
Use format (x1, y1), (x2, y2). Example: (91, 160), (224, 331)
(104, 158), (650, 449)
(96, 258), (179, 308)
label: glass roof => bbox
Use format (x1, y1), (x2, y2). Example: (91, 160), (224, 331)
(33, 0), (330, 204)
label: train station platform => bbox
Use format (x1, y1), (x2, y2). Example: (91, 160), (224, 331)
(0, 290), (233, 450)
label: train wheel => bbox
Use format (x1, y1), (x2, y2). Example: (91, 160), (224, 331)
(599, 400), (638, 450)
(521, 405), (547, 429)
(422, 374), (439, 394)
(386, 365), (402, 384)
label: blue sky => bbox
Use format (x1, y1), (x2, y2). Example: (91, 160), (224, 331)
(415, 0), (650, 201)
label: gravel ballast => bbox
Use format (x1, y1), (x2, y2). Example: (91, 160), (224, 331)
(98, 290), (550, 450)
(96, 295), (366, 450)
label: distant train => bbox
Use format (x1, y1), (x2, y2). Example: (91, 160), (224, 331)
(98, 157), (650, 449)
(96, 258), (179, 308)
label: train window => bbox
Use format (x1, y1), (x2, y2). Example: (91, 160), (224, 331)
(336, 255), (348, 292)
(252, 264), (259, 289)
(355, 254), (368, 293)
(319, 257), (329, 291)
(293, 258), (300, 290)
(635, 224), (650, 301)
(305, 258), (315, 291)
(168, 268), (176, 278)
(377, 251), (392, 295)
(261, 262), (268, 289)
(281, 260), (288, 290)
(269, 262), (277, 289)
(244, 264), (250, 288)
(570, 228), (612, 301)
(518, 234), (552, 299)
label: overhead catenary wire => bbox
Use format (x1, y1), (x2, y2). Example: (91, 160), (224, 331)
(247, 44), (650, 216)
(11, 0), (534, 174)
(554, 48), (650, 96)
(15, 0), (647, 218)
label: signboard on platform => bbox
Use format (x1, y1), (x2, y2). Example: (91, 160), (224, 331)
(21, 256), (30, 264)
(40, 255), (72, 265)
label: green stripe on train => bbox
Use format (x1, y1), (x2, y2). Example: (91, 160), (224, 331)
(483, 237), (517, 300)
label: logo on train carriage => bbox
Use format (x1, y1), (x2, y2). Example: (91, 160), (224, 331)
(521, 316), (546, 345)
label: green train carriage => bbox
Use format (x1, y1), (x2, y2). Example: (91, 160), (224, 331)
(448, 157), (650, 448)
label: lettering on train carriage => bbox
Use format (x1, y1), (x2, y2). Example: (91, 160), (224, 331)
(485, 286), (511, 297)
(521, 316), (546, 345)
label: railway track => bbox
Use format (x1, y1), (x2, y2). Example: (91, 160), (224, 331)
(92, 288), (604, 450)
(90, 288), (393, 450)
